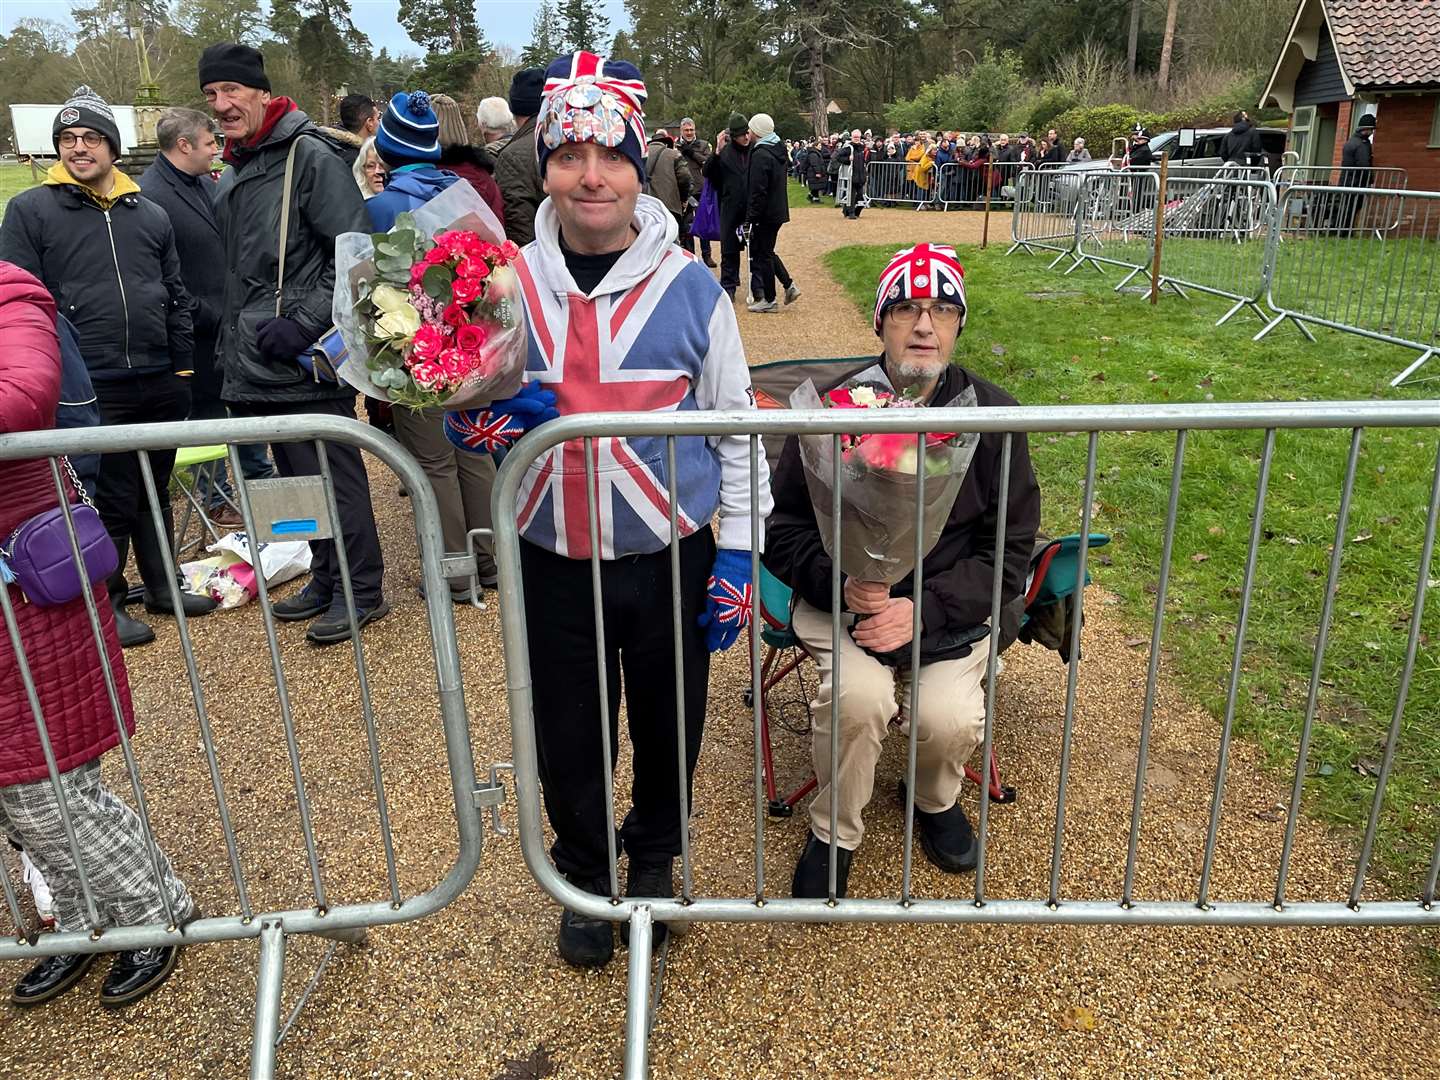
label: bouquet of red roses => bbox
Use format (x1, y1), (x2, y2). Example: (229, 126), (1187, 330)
(793, 365), (980, 585)
(333, 181), (528, 410)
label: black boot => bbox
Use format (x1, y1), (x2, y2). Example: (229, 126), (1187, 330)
(135, 507), (217, 618)
(558, 873), (614, 969)
(914, 802), (978, 874)
(99, 945), (182, 1008)
(10, 953), (96, 1007)
(791, 831), (853, 899)
(620, 857), (673, 948)
(107, 538), (155, 648)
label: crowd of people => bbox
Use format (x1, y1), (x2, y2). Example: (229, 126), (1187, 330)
(0, 43), (1038, 1010)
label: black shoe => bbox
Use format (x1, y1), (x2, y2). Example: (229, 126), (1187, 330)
(271, 583), (331, 622)
(558, 875), (614, 969)
(620, 857), (673, 948)
(143, 588), (218, 618)
(791, 831), (852, 899)
(305, 599), (391, 645)
(98, 946), (181, 1008)
(914, 801), (978, 874)
(10, 953), (96, 1007)
(703, 257), (718, 268)
(111, 599), (156, 648)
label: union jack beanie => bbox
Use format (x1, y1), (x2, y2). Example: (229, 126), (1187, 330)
(873, 243), (968, 335)
(537, 51), (648, 181)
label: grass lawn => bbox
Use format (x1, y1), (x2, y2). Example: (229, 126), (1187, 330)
(828, 241), (1440, 902)
(0, 160), (43, 222)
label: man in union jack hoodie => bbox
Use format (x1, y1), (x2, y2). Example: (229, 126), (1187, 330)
(446, 51), (771, 969)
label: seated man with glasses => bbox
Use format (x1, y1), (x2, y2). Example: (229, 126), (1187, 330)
(762, 243), (1041, 898)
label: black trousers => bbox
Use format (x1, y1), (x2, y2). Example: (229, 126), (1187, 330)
(719, 225), (744, 298)
(747, 222), (792, 303)
(228, 396), (385, 608)
(680, 229), (713, 263)
(95, 370), (189, 599)
(522, 530), (715, 880)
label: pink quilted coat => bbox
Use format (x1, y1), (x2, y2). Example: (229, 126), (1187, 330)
(0, 260), (134, 787)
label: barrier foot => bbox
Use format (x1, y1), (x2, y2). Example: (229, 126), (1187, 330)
(1114, 267), (1143, 292)
(1046, 250), (1072, 271)
(1294, 318), (1317, 343)
(273, 927), (367, 1049)
(249, 920), (286, 1080)
(622, 906), (655, 1079)
(1391, 348), (1440, 388)
(1253, 313), (1288, 342)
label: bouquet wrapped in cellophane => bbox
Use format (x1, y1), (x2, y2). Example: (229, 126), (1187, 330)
(332, 181), (528, 411)
(793, 364), (980, 585)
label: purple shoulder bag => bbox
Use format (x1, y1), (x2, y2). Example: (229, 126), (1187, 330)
(0, 456), (119, 607)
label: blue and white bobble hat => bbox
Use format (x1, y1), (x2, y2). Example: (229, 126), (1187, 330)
(536, 51), (648, 181)
(375, 89), (441, 166)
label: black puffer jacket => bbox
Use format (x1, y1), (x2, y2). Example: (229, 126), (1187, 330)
(213, 108), (370, 404)
(763, 360), (1041, 665)
(746, 139), (790, 226)
(0, 172), (193, 380)
(703, 139), (751, 231)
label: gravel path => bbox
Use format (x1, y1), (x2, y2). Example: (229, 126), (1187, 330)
(3, 204), (1437, 1079)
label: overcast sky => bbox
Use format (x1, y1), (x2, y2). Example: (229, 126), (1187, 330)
(0, 0), (631, 54)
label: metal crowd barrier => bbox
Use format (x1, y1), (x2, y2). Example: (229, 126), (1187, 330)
(1008, 168), (1086, 264)
(834, 163), (852, 208)
(1275, 165), (1409, 194)
(936, 160), (1034, 208)
(1069, 170), (1160, 286)
(0, 416), (489, 1079)
(864, 159), (936, 207)
(1152, 176), (1278, 325)
(492, 403), (1440, 1078)
(1259, 185), (1440, 385)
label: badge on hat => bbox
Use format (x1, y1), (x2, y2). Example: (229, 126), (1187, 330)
(59, 107), (80, 126)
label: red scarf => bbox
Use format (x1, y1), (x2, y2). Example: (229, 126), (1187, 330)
(222, 97), (299, 163)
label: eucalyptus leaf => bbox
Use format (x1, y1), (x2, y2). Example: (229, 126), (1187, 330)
(422, 264), (454, 299)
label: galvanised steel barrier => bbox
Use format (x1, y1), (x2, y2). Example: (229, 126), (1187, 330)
(1275, 165), (1409, 195)
(1068, 170), (1160, 285)
(936, 159), (1034, 208)
(491, 402), (1440, 1078)
(1150, 176), (1278, 325)
(864, 159), (935, 207)
(1259, 185), (1440, 385)
(1008, 167), (1086, 264)
(0, 416), (490, 1079)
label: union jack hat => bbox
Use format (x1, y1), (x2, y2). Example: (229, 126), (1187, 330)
(536, 51), (648, 180)
(873, 243), (968, 335)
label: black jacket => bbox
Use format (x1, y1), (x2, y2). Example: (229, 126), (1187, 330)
(835, 141), (867, 185)
(140, 156), (226, 403)
(1340, 132), (1374, 185)
(1219, 120), (1262, 165)
(803, 147), (827, 187)
(1042, 142), (1066, 165)
(746, 139), (790, 226)
(0, 175), (193, 381)
(763, 361), (1041, 665)
(1127, 141), (1155, 168)
(703, 139), (751, 230)
(213, 108), (371, 404)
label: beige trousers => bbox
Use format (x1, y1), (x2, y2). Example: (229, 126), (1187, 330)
(390, 405), (497, 589)
(791, 598), (990, 849)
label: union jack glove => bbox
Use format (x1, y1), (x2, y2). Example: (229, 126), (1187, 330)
(698, 548), (754, 652)
(444, 381), (558, 454)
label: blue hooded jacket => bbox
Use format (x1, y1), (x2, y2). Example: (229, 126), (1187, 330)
(366, 166), (461, 231)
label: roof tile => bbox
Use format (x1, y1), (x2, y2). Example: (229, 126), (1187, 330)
(1327, 0), (1440, 89)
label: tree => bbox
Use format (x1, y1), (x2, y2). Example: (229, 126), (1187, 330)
(560, 0), (610, 53)
(1126, 0), (1142, 77)
(520, 0), (565, 68)
(1157, 0), (1179, 88)
(401, 0), (482, 54)
(175, 0), (266, 46)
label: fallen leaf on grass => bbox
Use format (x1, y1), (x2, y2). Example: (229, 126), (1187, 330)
(991, 344), (1007, 356)
(1208, 525), (1224, 536)
(1091, 371), (1106, 382)
(1060, 1005), (1098, 1031)
(1352, 533), (1374, 543)
(1124, 636), (1148, 648)
(1198, 376), (1213, 387)
(1353, 758), (1381, 778)
(1191, 552), (1210, 563)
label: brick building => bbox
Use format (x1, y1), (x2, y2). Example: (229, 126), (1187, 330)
(1261, 0), (1440, 189)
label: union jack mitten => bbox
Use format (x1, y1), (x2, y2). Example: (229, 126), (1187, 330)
(698, 548), (754, 652)
(444, 381), (558, 455)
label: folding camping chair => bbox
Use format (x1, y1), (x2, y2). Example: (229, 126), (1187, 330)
(172, 443), (243, 557)
(750, 533), (1110, 819)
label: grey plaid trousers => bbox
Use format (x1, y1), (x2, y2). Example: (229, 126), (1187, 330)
(1, 761), (192, 934)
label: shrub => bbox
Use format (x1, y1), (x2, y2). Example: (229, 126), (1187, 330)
(1049, 103), (1147, 154)
(885, 46), (1025, 134)
(677, 77), (808, 143)
(1016, 84), (1079, 137)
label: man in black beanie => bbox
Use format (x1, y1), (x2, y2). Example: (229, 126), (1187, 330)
(494, 67), (546, 245)
(702, 112), (753, 300)
(200, 42), (390, 646)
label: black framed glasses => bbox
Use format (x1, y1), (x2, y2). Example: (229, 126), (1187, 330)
(888, 301), (963, 329)
(58, 131), (105, 149)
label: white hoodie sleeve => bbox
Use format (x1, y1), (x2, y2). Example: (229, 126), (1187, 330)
(695, 291), (773, 552)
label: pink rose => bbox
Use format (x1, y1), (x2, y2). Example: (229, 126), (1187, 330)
(441, 302), (469, 328)
(456, 256), (491, 281)
(450, 275), (482, 304)
(500, 241), (520, 261)
(410, 324), (446, 362)
(424, 246), (450, 266)
(456, 324), (487, 353)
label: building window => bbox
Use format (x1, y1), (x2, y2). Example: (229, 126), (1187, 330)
(1430, 99), (1440, 149)
(1291, 105), (1315, 165)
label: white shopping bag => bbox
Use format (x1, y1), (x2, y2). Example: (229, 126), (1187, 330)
(208, 532), (312, 588)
